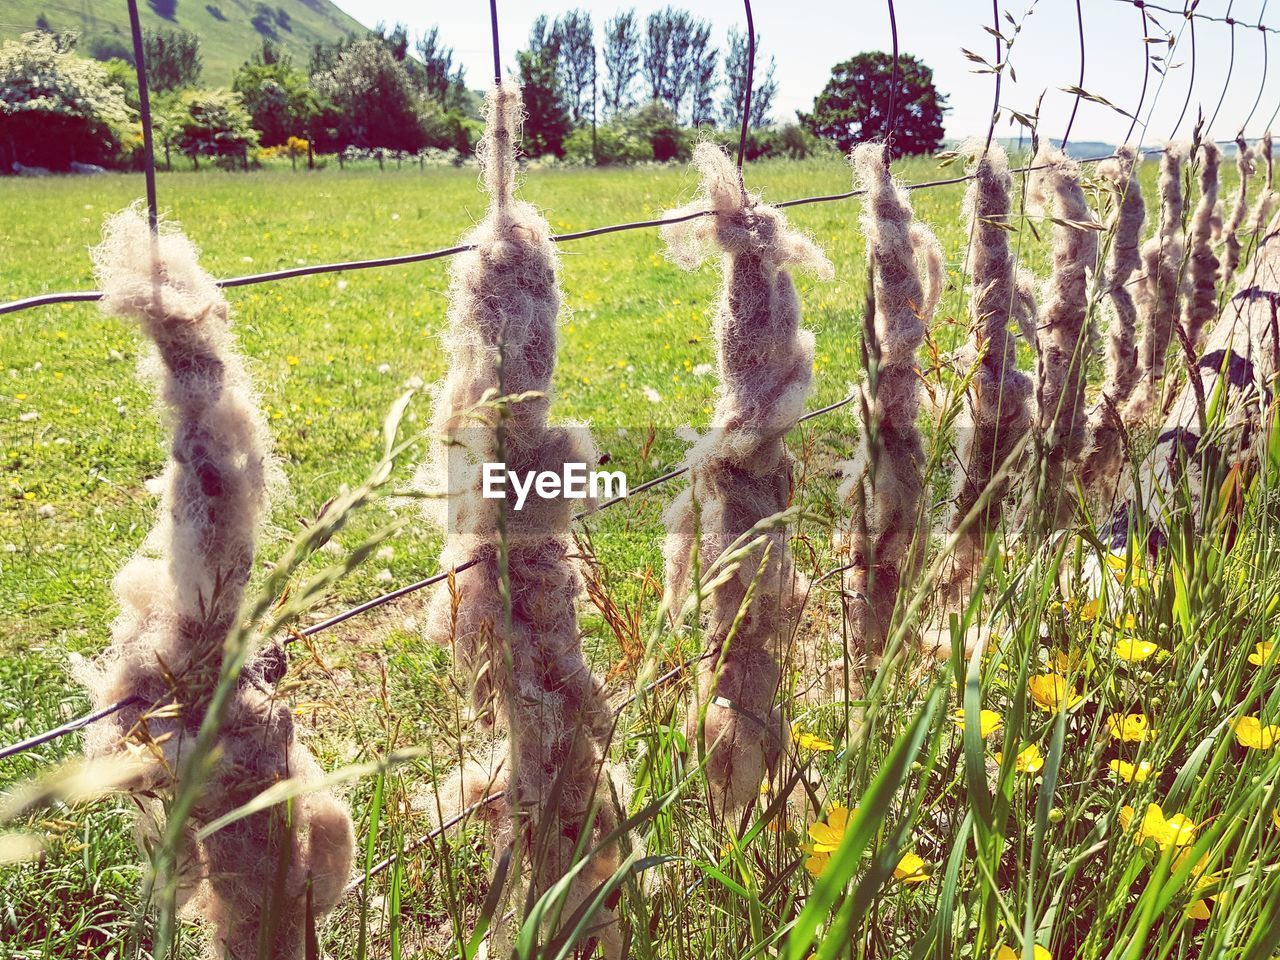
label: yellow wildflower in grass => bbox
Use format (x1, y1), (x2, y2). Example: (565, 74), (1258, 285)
(1272, 808), (1280, 830)
(793, 729), (835, 752)
(1113, 638), (1161, 662)
(893, 850), (929, 884)
(996, 744), (1045, 775)
(952, 708), (1003, 738)
(803, 805), (850, 877)
(1184, 899), (1212, 921)
(996, 945), (1052, 960)
(1108, 713), (1156, 743)
(1247, 641), (1274, 667)
(1106, 553), (1149, 589)
(1051, 648), (1087, 674)
(1029, 673), (1083, 713)
(1119, 803), (1197, 850)
(1109, 759), (1160, 783)
(1233, 716), (1279, 750)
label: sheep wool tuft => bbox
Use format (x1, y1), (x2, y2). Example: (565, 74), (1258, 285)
(76, 205), (354, 959)
(1220, 137), (1257, 286)
(1082, 146), (1147, 494)
(1026, 148), (1100, 528)
(1183, 141), (1222, 348)
(660, 141), (832, 812)
(419, 82), (622, 953)
(946, 141), (1035, 583)
(840, 143), (943, 654)
(1248, 133), (1277, 244)
(1128, 144), (1187, 423)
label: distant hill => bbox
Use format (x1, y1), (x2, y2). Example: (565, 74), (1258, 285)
(0, 0), (368, 80)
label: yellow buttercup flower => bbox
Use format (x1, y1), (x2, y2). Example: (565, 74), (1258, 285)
(1119, 803), (1196, 850)
(996, 743), (1045, 775)
(793, 728), (835, 752)
(1113, 638), (1161, 662)
(893, 850), (929, 884)
(1184, 899), (1212, 921)
(1272, 808), (1280, 830)
(1247, 641), (1274, 667)
(1233, 716), (1279, 750)
(1029, 674), (1083, 713)
(952, 708), (1003, 738)
(1106, 553), (1149, 589)
(803, 805), (851, 877)
(996, 945), (1052, 960)
(1108, 713), (1156, 743)
(1109, 759), (1160, 783)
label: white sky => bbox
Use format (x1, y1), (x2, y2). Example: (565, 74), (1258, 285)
(334, 0), (1280, 146)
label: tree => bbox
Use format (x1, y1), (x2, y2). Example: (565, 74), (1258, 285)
(143, 28), (202, 92)
(416, 26), (465, 108)
(517, 17), (570, 157)
(801, 51), (947, 156)
(311, 38), (425, 152)
(642, 8), (708, 118)
(602, 10), (639, 118)
(721, 28), (776, 129)
(0, 31), (131, 170)
(175, 88), (257, 167)
(232, 45), (314, 147)
(553, 10), (595, 125)
(685, 21), (716, 126)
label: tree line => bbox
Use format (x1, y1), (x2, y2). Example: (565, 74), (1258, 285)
(0, 7), (947, 173)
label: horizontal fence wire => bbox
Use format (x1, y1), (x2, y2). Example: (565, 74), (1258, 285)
(0, 385), (859, 763)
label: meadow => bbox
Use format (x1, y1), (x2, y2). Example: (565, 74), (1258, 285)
(2, 154), (1280, 960)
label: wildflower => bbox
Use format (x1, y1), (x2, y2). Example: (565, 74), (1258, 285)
(996, 945), (1052, 960)
(894, 851), (929, 884)
(1119, 803), (1196, 850)
(1029, 673), (1083, 713)
(1108, 713), (1156, 743)
(1051, 649), (1086, 674)
(952, 708), (1004, 738)
(793, 729), (835, 752)
(803, 805), (851, 877)
(996, 744), (1045, 775)
(1105, 554), (1149, 589)
(1233, 716), (1279, 751)
(1113, 638), (1160, 662)
(1184, 899), (1212, 921)
(1109, 759), (1160, 783)
(1247, 641), (1274, 666)
(286, 355), (299, 367)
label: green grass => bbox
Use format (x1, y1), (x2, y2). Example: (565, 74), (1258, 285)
(2, 156), (1279, 960)
(0, 0), (364, 80)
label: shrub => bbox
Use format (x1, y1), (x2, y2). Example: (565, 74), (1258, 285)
(0, 31), (131, 171)
(563, 123), (653, 164)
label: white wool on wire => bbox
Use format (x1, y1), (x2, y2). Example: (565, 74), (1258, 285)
(1220, 137), (1257, 286)
(660, 141), (832, 813)
(945, 140), (1035, 585)
(1025, 147), (1099, 528)
(416, 82), (623, 956)
(76, 205), (353, 960)
(839, 143), (943, 655)
(1127, 144), (1187, 423)
(1082, 146), (1146, 495)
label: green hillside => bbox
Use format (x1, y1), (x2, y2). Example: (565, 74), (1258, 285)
(0, 0), (368, 80)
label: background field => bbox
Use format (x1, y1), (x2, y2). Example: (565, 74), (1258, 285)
(3, 155), (1276, 960)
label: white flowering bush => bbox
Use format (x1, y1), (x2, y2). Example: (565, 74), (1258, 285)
(0, 32), (132, 170)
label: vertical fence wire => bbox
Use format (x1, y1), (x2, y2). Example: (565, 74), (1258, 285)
(1172, 3), (1198, 139)
(1061, 0), (1086, 148)
(1124, 2), (1153, 144)
(124, 0), (158, 231)
(884, 0), (901, 163)
(1207, 0), (1237, 135)
(489, 0), (502, 84)
(1243, 3), (1270, 133)
(984, 0), (1004, 152)
(737, 0), (755, 170)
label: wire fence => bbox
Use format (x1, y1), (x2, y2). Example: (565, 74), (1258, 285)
(2, 0), (1277, 768)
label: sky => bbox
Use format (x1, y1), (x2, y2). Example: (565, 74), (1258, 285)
(334, 0), (1280, 147)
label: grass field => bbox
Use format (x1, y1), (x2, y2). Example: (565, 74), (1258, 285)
(3, 155), (1280, 960)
